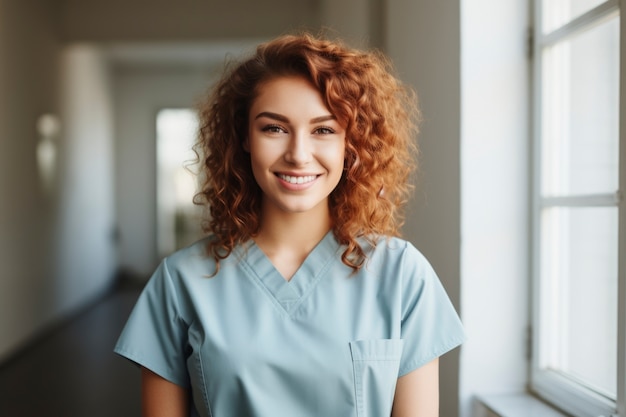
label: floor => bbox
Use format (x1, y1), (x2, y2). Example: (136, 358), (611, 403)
(0, 285), (143, 417)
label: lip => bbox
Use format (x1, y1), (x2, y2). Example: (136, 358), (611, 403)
(275, 172), (321, 191)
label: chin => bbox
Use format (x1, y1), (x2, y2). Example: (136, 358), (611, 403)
(274, 199), (328, 215)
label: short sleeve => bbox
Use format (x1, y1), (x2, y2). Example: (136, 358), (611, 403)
(114, 259), (190, 387)
(398, 244), (466, 376)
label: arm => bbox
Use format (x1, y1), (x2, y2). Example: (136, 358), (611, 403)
(391, 358), (439, 417)
(141, 367), (189, 417)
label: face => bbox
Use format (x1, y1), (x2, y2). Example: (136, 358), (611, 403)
(246, 76), (346, 218)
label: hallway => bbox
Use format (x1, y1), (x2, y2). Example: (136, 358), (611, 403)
(0, 285), (142, 417)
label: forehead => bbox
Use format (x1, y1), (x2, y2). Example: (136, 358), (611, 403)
(250, 76), (330, 116)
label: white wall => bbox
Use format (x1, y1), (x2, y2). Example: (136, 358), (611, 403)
(460, 1), (530, 416)
(0, 0), (116, 362)
(386, 1), (463, 416)
(55, 44), (117, 316)
(113, 66), (216, 277)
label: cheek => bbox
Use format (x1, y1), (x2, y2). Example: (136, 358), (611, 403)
(320, 145), (346, 182)
(334, 143), (346, 170)
(248, 141), (281, 185)
(249, 151), (266, 181)
(250, 142), (277, 166)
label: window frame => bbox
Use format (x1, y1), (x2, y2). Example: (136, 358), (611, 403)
(530, 1), (625, 416)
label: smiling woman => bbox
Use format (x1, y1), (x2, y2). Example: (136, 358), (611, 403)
(114, 32), (465, 417)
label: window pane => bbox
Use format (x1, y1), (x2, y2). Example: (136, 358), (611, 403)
(540, 206), (617, 398)
(541, 17), (619, 197)
(542, 0), (608, 33)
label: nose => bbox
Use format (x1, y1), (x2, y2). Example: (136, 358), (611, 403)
(284, 131), (313, 165)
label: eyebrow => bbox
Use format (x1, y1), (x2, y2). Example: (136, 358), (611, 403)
(254, 111), (336, 124)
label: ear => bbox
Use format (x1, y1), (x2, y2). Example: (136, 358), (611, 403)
(242, 136), (250, 152)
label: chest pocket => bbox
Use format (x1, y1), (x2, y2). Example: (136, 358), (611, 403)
(349, 339), (404, 417)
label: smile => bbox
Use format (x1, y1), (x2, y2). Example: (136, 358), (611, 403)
(277, 174), (318, 184)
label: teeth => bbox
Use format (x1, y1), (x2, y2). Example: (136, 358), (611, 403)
(278, 174), (317, 184)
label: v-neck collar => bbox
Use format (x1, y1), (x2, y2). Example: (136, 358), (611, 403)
(236, 231), (340, 315)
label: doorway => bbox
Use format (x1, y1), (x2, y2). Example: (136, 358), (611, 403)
(156, 108), (204, 258)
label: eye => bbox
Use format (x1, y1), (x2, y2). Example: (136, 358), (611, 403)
(314, 126), (335, 135)
(261, 124), (287, 134)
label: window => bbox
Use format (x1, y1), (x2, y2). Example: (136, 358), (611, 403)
(531, 1), (623, 416)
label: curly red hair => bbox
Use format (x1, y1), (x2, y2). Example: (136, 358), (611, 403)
(195, 32), (419, 270)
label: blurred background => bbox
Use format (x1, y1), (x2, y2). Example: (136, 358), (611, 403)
(0, 0), (622, 416)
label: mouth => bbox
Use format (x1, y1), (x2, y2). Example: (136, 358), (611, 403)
(276, 173), (319, 185)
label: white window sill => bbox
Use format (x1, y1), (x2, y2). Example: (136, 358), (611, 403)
(476, 393), (568, 417)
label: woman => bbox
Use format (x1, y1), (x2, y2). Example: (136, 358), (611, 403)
(115, 32), (465, 417)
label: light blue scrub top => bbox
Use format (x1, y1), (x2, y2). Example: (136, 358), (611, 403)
(115, 232), (465, 417)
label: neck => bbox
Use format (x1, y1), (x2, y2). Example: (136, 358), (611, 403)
(255, 202), (332, 254)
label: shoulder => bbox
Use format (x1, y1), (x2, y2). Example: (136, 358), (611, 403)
(364, 236), (433, 274)
(357, 236), (441, 295)
(145, 236), (236, 318)
(157, 235), (221, 285)
(165, 235), (215, 266)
